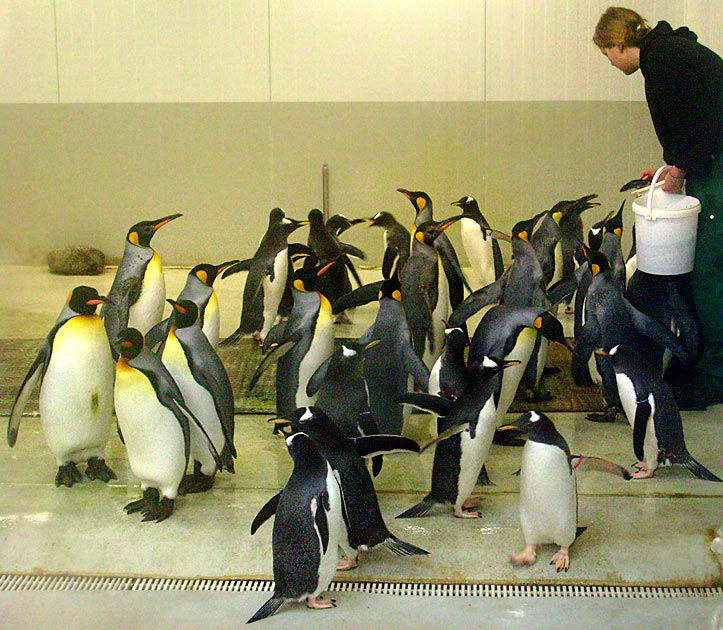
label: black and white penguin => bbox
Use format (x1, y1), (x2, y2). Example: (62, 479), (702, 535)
(222, 208), (308, 345)
(366, 211), (411, 272)
(397, 356), (519, 519)
(144, 260), (238, 350)
(102, 213), (182, 356)
(8, 286), (116, 487)
(249, 263), (335, 422)
(247, 428), (345, 622)
(265, 407), (428, 569)
(114, 328), (220, 522)
(601, 345), (721, 481)
(500, 411), (630, 571)
(325, 213), (364, 238)
(161, 299), (236, 493)
(450, 195), (504, 290)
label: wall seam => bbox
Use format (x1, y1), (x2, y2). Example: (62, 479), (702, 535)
(53, 0), (60, 103)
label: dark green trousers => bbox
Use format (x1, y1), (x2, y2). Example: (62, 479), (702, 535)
(686, 153), (723, 379)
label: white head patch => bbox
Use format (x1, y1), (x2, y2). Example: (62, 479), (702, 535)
(590, 227), (601, 236)
(528, 411), (542, 423)
(286, 431), (308, 447)
(342, 345), (357, 357)
(609, 345), (619, 356)
(482, 356), (498, 369)
(466, 196), (474, 203)
(281, 217), (292, 225)
(300, 407), (314, 422)
(445, 327), (463, 335)
(372, 212), (381, 220)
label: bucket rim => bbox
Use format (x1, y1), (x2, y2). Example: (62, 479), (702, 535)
(631, 198), (701, 219)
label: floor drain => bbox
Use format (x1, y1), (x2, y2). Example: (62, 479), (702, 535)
(0, 575), (720, 598)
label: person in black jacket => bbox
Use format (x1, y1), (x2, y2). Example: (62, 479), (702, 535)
(594, 7), (723, 409)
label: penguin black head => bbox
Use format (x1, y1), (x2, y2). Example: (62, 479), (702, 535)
(308, 208), (326, 227)
(191, 261), (238, 287)
(450, 195), (479, 216)
(284, 428), (326, 469)
(586, 249), (611, 277)
(367, 211), (396, 228)
(533, 311), (572, 352)
(126, 213), (182, 248)
(117, 328), (144, 360)
(414, 215), (463, 247)
(268, 207), (286, 224)
(602, 200), (625, 238)
(275, 407), (337, 443)
(326, 214), (363, 236)
(167, 299), (199, 329)
(397, 188), (432, 216)
(68, 286), (106, 316)
(444, 325), (469, 350)
(500, 410), (565, 446)
(511, 216), (540, 243)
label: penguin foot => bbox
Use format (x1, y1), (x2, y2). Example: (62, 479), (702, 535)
(564, 304), (574, 315)
(124, 488), (159, 514)
(178, 471), (215, 494)
(453, 506), (481, 519)
(305, 596), (336, 610)
(585, 406), (619, 423)
(631, 462), (655, 479)
(334, 312), (353, 325)
(141, 497), (174, 522)
(550, 548), (570, 572)
(510, 545), (537, 567)
(55, 462), (83, 487)
(461, 497), (481, 510)
(337, 556), (358, 571)
(543, 365), (562, 376)
(85, 457), (117, 483)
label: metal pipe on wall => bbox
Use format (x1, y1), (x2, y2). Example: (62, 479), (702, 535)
(322, 163), (330, 220)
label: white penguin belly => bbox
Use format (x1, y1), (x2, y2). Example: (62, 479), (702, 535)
(129, 253), (166, 334)
(455, 396), (497, 506)
(425, 263), (449, 369)
(114, 367), (187, 498)
(311, 467), (344, 598)
(202, 291), (221, 349)
(162, 336), (226, 466)
(519, 441), (577, 547)
(39, 316), (114, 464)
(495, 328), (537, 426)
(461, 219), (495, 289)
(295, 307), (334, 407)
(615, 374), (659, 471)
(261, 249), (288, 341)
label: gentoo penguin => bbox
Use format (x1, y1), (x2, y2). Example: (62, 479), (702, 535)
(353, 269), (430, 435)
(601, 345), (721, 481)
(366, 211), (411, 272)
(325, 214), (364, 238)
(114, 328), (220, 522)
(8, 286), (116, 487)
(249, 263), (335, 422)
(451, 195), (504, 290)
(222, 208), (308, 345)
(428, 326), (469, 403)
(102, 213), (182, 356)
(500, 411), (630, 571)
(161, 299), (236, 493)
(247, 428), (345, 622)
(397, 356), (519, 519)
(264, 407), (428, 570)
(306, 340), (379, 439)
(144, 260), (238, 350)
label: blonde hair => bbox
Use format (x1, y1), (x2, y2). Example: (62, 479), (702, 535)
(593, 7), (650, 50)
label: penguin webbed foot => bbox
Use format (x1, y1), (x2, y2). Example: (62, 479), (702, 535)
(550, 547), (570, 572)
(141, 497), (174, 522)
(510, 545), (537, 567)
(585, 406), (620, 423)
(124, 487), (159, 514)
(55, 462), (83, 487)
(178, 468), (216, 495)
(305, 595), (336, 610)
(336, 555), (358, 571)
(454, 505), (481, 519)
(630, 462), (655, 479)
(85, 457), (117, 483)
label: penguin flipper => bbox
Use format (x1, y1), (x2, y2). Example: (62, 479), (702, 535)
(632, 399), (652, 463)
(447, 277), (504, 328)
(314, 490), (331, 554)
(220, 258), (252, 278)
(547, 275), (578, 307)
(396, 498), (436, 519)
(397, 393), (453, 417)
(332, 281), (384, 314)
(144, 318), (170, 351)
(420, 423), (468, 453)
(8, 342), (49, 447)
(249, 340), (297, 393)
(343, 254), (363, 288)
(569, 455), (631, 480)
(166, 396), (222, 469)
(682, 456), (722, 482)
(340, 242), (366, 260)
(492, 239), (505, 280)
(351, 435), (421, 458)
(288, 242), (314, 261)
(247, 595), (285, 624)
(262, 321), (288, 351)
(624, 300), (692, 364)
(250, 490), (282, 534)
(439, 248), (471, 303)
(306, 355), (333, 397)
(383, 536), (430, 557)
(571, 319), (600, 386)
(402, 346), (431, 390)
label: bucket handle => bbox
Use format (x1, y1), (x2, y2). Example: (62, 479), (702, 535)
(645, 165), (669, 220)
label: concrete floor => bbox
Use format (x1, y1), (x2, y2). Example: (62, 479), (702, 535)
(1, 265), (721, 627)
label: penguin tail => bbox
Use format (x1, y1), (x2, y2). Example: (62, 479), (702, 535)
(396, 498), (435, 519)
(576, 526), (588, 539)
(682, 456), (722, 482)
(383, 535), (430, 557)
(247, 595), (285, 624)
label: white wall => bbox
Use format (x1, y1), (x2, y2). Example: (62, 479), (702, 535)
(2, 1), (721, 104)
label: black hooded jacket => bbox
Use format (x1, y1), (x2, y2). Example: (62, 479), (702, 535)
(639, 21), (723, 176)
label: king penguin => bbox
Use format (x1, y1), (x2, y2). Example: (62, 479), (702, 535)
(500, 411), (630, 571)
(8, 286), (116, 487)
(102, 213), (182, 356)
(222, 208), (308, 345)
(114, 328), (220, 522)
(247, 427), (345, 622)
(601, 345), (721, 481)
(161, 299), (237, 493)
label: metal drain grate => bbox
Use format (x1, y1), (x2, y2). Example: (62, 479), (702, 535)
(0, 575), (720, 598)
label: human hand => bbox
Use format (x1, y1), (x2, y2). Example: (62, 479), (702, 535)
(662, 166), (686, 193)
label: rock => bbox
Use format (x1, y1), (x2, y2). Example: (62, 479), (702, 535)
(47, 246), (106, 275)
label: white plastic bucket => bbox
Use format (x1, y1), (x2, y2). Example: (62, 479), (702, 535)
(631, 165), (701, 275)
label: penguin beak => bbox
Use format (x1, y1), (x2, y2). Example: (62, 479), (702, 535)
(269, 418), (292, 436)
(436, 214), (464, 233)
(594, 348), (610, 357)
(498, 415), (526, 433)
(152, 213), (183, 231)
(86, 296), (106, 306)
(166, 298), (185, 314)
(490, 230), (512, 243)
(317, 259), (340, 276)
(396, 188), (411, 200)
(215, 260), (240, 276)
(363, 339), (382, 352)
(501, 359), (521, 369)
